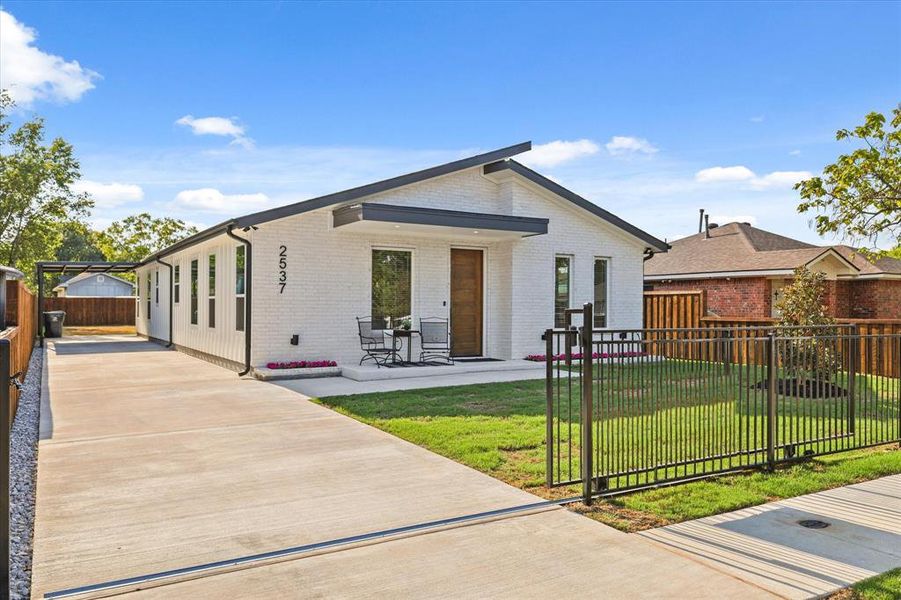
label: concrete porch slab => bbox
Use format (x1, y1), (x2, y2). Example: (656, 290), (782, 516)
(340, 358), (544, 381)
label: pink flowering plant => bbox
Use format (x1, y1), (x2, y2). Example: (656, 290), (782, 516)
(525, 351), (648, 362)
(266, 360), (337, 370)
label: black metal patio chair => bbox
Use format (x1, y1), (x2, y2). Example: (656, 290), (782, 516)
(357, 316), (401, 367)
(419, 317), (454, 364)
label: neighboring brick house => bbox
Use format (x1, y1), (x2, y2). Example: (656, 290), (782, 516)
(644, 221), (901, 319)
(133, 142), (667, 371)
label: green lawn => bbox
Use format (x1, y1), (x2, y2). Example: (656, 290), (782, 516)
(830, 568), (901, 600)
(315, 365), (901, 531)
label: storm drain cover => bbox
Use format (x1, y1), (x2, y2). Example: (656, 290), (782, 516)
(798, 519), (830, 529)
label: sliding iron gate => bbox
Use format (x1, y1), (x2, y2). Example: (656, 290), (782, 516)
(545, 304), (901, 504)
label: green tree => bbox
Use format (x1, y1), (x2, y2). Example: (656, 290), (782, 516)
(796, 107), (901, 255)
(775, 266), (838, 382)
(0, 90), (93, 284)
(56, 222), (105, 262)
(95, 212), (198, 263)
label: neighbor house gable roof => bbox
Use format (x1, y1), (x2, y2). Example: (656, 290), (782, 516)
(482, 159), (669, 252)
(52, 272), (135, 291)
(644, 222), (862, 279)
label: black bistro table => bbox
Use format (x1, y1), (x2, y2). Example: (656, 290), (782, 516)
(391, 329), (420, 364)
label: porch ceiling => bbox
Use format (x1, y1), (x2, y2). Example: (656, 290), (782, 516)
(332, 203), (548, 241)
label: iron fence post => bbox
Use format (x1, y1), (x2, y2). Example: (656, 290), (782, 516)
(848, 325), (857, 436)
(766, 331), (777, 471)
(545, 329), (554, 489)
(1, 338), (10, 594)
(581, 303), (594, 505)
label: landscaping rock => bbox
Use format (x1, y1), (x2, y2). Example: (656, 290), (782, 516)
(9, 347), (42, 599)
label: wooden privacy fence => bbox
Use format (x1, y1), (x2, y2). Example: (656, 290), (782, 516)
(643, 290), (901, 377)
(2, 280), (37, 424)
(44, 296), (135, 326)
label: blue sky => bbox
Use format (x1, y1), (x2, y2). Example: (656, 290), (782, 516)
(1, 1), (899, 245)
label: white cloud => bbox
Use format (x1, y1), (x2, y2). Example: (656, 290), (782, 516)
(695, 165), (756, 183)
(789, 149), (802, 156)
(175, 115), (253, 148)
(73, 180), (144, 209)
(750, 115), (765, 123)
(750, 170), (812, 189)
(695, 165), (812, 189)
(605, 136), (659, 156)
(708, 214), (757, 226)
(0, 9), (100, 105)
(519, 139), (599, 167)
(172, 188), (271, 214)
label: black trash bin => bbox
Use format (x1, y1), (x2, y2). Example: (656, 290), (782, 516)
(43, 310), (66, 338)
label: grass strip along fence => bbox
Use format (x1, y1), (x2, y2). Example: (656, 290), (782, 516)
(547, 303), (901, 504)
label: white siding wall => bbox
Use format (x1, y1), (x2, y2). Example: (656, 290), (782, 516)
(136, 233), (245, 364)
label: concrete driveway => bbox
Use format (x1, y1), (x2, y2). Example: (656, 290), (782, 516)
(31, 336), (771, 599)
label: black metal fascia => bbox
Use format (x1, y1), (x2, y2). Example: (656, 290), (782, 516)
(332, 203), (549, 235)
(226, 226), (252, 377)
(233, 142), (532, 229)
(155, 258), (174, 348)
(138, 221), (236, 267)
(483, 160), (670, 252)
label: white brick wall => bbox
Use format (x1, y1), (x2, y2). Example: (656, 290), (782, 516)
(140, 165), (650, 369)
(248, 166), (648, 366)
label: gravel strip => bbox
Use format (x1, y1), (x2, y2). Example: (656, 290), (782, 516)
(9, 347), (42, 599)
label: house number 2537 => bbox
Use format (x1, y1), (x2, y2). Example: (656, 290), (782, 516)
(278, 245), (287, 294)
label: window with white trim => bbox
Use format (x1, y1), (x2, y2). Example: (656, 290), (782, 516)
(190, 259), (198, 325)
(173, 264), (180, 304)
(208, 253), (216, 328)
(593, 258), (609, 328)
(235, 245), (246, 332)
(554, 255), (571, 328)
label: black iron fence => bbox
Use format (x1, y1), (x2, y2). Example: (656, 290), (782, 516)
(545, 304), (901, 504)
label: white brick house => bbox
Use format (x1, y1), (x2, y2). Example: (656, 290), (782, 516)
(134, 142), (667, 373)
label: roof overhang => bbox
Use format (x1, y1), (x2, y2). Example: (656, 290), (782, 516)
(645, 269), (798, 281)
(332, 203), (548, 240)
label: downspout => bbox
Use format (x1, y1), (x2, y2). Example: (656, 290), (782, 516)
(226, 225), (252, 377)
(643, 248), (655, 262)
(155, 258), (174, 347)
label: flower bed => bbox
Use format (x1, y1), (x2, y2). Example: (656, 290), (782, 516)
(525, 351), (648, 362)
(266, 360), (337, 369)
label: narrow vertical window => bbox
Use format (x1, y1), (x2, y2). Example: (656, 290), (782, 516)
(190, 259), (198, 325)
(593, 258), (609, 328)
(554, 256), (571, 328)
(235, 245), (246, 332)
(208, 253), (216, 328)
(173, 265), (180, 304)
(136, 275), (141, 318)
(146, 273), (151, 320)
(154, 269), (159, 304)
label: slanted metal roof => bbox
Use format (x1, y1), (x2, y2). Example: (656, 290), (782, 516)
(36, 261), (140, 274)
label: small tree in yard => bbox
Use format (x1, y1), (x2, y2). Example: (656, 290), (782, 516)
(775, 266), (838, 383)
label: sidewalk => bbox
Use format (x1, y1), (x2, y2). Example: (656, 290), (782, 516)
(640, 474), (901, 599)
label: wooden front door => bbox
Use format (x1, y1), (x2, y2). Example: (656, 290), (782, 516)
(450, 248), (483, 357)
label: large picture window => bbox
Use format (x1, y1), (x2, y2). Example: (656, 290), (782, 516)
(208, 253), (216, 328)
(190, 259), (198, 325)
(371, 249), (411, 329)
(594, 258), (609, 328)
(554, 255), (571, 328)
(235, 245), (245, 332)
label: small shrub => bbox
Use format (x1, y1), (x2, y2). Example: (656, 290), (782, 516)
(775, 266), (838, 381)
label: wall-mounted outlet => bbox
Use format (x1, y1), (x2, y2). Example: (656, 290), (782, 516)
(290, 334), (299, 346)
